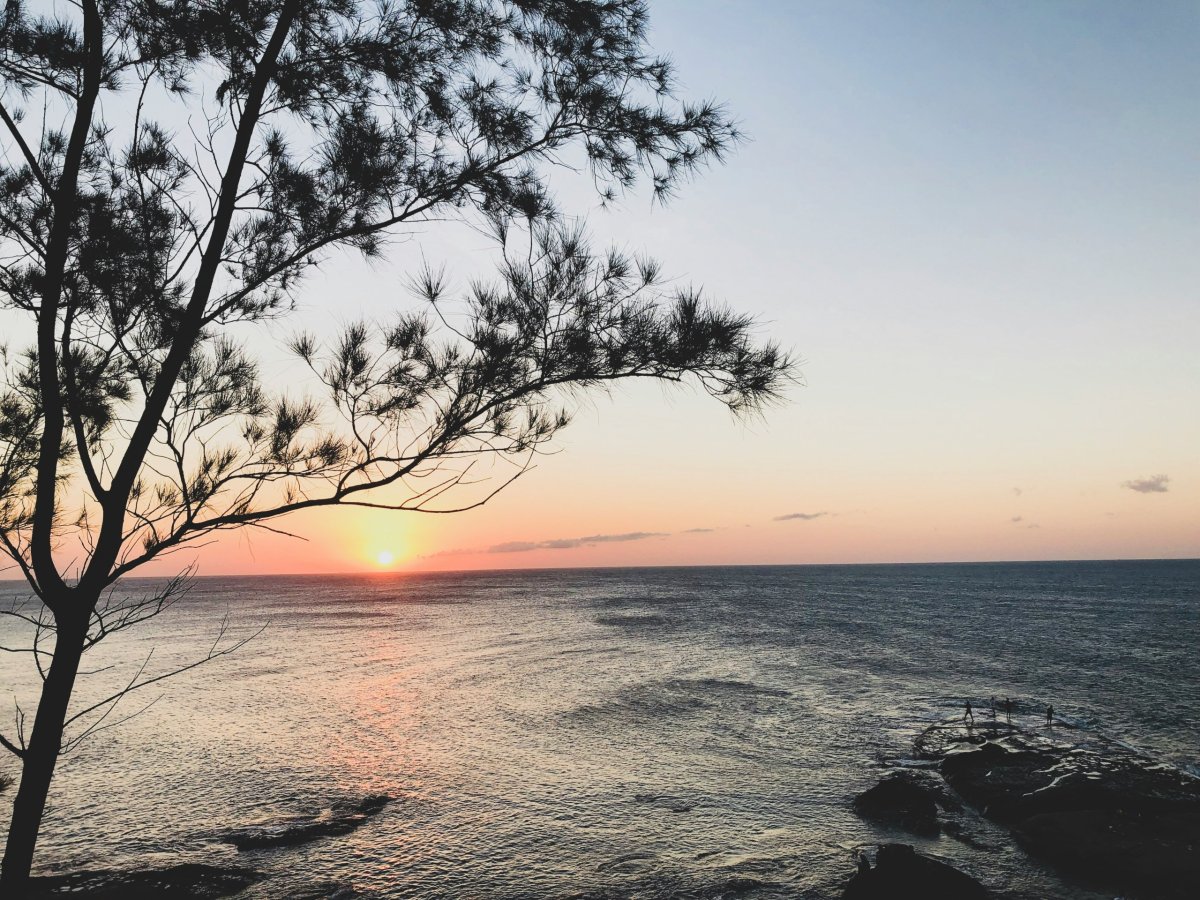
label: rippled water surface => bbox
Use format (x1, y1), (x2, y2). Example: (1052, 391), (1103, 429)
(1, 560), (1198, 898)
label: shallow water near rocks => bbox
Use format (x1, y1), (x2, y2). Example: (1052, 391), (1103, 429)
(1, 560), (1197, 898)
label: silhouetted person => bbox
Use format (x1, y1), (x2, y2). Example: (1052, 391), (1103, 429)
(990, 695), (997, 719)
(1004, 697), (1013, 723)
(1046, 704), (1054, 727)
(964, 700), (974, 726)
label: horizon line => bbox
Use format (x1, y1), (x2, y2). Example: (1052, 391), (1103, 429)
(2, 555), (1197, 583)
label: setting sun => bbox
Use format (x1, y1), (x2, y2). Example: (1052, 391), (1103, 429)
(376, 550), (396, 567)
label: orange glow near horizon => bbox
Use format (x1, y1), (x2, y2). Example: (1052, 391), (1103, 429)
(0, 5), (1197, 586)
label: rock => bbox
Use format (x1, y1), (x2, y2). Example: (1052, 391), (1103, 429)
(922, 721), (1200, 897)
(841, 844), (989, 899)
(218, 793), (393, 850)
(853, 773), (940, 835)
(27, 864), (261, 898)
(1014, 809), (1200, 896)
(939, 742), (1056, 822)
(941, 736), (1200, 819)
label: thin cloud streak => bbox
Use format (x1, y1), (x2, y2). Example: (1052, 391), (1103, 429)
(773, 511), (829, 522)
(425, 512), (846, 562)
(1122, 474), (1170, 494)
(425, 531), (672, 558)
(489, 532), (667, 553)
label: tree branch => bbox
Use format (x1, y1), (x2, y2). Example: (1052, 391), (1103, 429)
(0, 101), (53, 198)
(64, 622), (265, 730)
(28, 0), (105, 603)
(86, 0), (303, 593)
(0, 731), (25, 759)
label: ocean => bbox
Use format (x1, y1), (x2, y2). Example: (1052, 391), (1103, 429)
(1, 560), (1197, 898)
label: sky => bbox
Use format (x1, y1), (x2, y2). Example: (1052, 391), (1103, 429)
(10, 1), (1200, 575)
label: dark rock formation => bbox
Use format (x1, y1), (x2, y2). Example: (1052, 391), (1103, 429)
(1016, 808), (1200, 891)
(939, 742), (1052, 822)
(853, 772), (940, 835)
(841, 844), (989, 899)
(218, 794), (393, 851)
(27, 864), (261, 898)
(926, 723), (1200, 897)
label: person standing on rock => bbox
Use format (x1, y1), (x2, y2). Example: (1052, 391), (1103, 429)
(1004, 697), (1013, 723)
(1046, 704), (1054, 727)
(964, 699), (975, 726)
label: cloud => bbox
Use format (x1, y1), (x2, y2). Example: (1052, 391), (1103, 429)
(420, 546), (480, 559)
(1122, 474), (1170, 494)
(422, 524), (718, 559)
(486, 541), (540, 553)
(773, 511), (829, 522)
(487, 531), (667, 554)
(583, 531), (666, 544)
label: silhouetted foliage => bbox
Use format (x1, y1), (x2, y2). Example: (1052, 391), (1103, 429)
(0, 0), (792, 885)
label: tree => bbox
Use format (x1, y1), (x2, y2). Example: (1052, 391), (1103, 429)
(0, 0), (792, 887)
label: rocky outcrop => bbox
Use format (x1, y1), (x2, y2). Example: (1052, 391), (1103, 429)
(922, 723), (1200, 897)
(1016, 808), (1200, 889)
(938, 742), (1054, 822)
(852, 772), (940, 835)
(218, 794), (393, 850)
(841, 843), (989, 899)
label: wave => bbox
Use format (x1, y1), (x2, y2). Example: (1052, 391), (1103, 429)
(565, 677), (790, 724)
(594, 613), (672, 628)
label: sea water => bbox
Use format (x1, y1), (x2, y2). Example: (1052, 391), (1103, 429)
(1, 560), (1197, 898)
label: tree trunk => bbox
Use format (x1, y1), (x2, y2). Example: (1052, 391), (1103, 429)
(1, 614), (88, 891)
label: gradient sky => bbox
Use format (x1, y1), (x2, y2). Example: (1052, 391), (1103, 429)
(19, 1), (1200, 575)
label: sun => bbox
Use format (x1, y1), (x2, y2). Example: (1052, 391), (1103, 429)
(375, 550), (396, 567)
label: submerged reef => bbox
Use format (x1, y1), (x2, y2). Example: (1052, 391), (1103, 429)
(215, 794), (393, 850)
